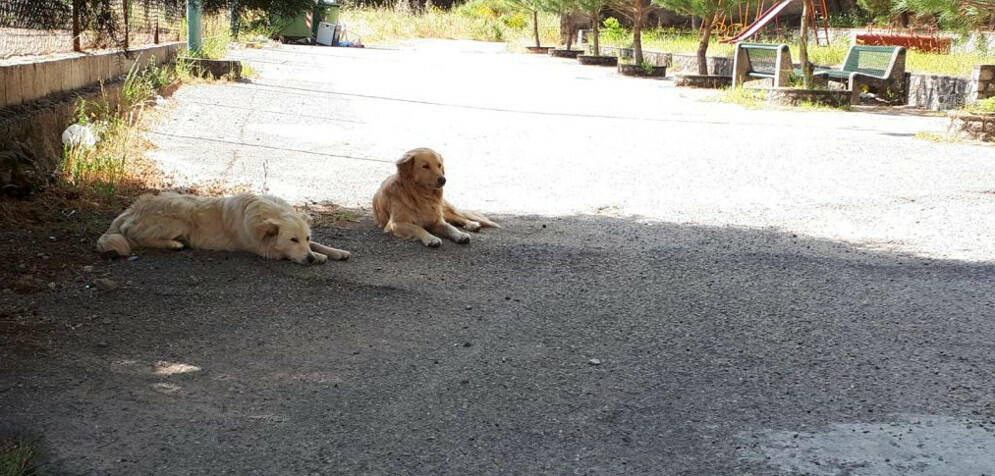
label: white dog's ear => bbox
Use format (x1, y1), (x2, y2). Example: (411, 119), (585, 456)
(257, 219), (280, 239)
(302, 213), (314, 225)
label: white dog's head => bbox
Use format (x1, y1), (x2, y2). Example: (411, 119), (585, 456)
(258, 213), (317, 264)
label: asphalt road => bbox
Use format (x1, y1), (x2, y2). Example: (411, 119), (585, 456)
(2, 40), (995, 475)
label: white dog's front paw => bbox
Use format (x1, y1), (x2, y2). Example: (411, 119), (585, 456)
(333, 250), (350, 261)
(422, 235), (442, 248)
(168, 240), (185, 250)
(312, 252), (328, 264)
(464, 221), (481, 232)
(454, 232), (471, 244)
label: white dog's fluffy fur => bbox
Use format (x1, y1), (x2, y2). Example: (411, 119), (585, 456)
(97, 192), (350, 264)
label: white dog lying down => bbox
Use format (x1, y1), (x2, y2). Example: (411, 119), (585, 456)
(96, 192), (350, 264)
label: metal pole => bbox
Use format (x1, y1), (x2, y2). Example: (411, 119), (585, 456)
(187, 0), (203, 53)
(72, 0), (81, 52)
(123, 0), (130, 49)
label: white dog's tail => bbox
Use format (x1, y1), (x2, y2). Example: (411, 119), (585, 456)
(96, 214), (132, 257)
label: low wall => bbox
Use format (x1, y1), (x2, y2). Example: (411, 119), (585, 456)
(974, 65), (995, 101)
(906, 73), (973, 110)
(0, 42), (183, 109)
(594, 45), (734, 75)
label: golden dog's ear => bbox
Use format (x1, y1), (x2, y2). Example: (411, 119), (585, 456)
(396, 151), (415, 178)
(257, 218), (280, 239)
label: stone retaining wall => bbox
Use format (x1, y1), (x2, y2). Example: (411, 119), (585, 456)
(948, 112), (995, 142)
(0, 42), (183, 109)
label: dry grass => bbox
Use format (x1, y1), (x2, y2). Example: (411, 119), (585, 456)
(340, 3), (559, 50)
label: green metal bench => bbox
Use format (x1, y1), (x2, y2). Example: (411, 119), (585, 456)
(732, 42), (794, 88)
(810, 45), (907, 102)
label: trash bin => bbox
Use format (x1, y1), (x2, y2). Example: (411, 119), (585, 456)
(315, 0), (340, 30)
(277, 0), (339, 43)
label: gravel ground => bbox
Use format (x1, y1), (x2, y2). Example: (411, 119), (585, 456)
(2, 40), (995, 475)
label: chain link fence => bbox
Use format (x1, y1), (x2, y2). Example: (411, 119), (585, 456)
(0, 0), (186, 60)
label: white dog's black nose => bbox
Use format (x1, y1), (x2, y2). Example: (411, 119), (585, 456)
(437, 176), (446, 187)
(307, 254), (316, 263)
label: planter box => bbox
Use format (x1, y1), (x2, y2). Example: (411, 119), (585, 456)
(550, 49), (583, 58)
(577, 55), (618, 66)
(675, 74), (731, 89)
(617, 63), (667, 78)
(948, 111), (995, 142)
(766, 88), (853, 107)
(526, 46), (552, 54)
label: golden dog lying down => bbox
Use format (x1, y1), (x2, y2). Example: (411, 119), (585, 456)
(97, 192), (350, 264)
(373, 147), (498, 247)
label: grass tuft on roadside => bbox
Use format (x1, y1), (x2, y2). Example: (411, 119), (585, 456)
(0, 439), (44, 476)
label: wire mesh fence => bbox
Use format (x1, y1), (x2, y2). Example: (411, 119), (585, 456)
(0, 0), (186, 60)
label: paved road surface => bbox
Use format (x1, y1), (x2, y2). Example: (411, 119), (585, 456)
(2, 40), (995, 475)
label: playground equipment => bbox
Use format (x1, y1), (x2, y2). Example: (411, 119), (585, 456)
(856, 26), (951, 53)
(719, 0), (829, 46)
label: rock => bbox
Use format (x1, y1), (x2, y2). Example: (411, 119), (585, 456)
(82, 265), (94, 273)
(588, 358), (602, 366)
(127, 256), (139, 261)
(94, 278), (118, 291)
(47, 282), (56, 290)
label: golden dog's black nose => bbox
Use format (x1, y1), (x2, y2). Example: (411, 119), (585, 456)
(437, 176), (446, 187)
(307, 254), (316, 263)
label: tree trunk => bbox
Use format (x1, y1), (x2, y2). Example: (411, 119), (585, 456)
(567, 24), (575, 49)
(591, 11), (600, 56)
(533, 10), (540, 47)
(897, 11), (909, 28)
(696, 15), (714, 75)
(633, 5), (643, 64)
(799, 0), (812, 88)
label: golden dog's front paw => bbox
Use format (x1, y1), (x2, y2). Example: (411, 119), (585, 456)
(422, 235), (443, 248)
(464, 221), (481, 232)
(454, 232), (471, 244)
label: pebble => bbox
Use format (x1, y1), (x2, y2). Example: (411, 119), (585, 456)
(127, 256), (139, 261)
(588, 358), (602, 366)
(97, 341), (108, 348)
(82, 265), (94, 273)
(47, 282), (56, 290)
(94, 278), (118, 291)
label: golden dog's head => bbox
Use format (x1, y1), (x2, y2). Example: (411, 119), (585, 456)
(258, 213), (316, 264)
(397, 147), (446, 189)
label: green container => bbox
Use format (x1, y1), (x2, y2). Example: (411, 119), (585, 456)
(277, 0), (339, 41)
(315, 0), (340, 29)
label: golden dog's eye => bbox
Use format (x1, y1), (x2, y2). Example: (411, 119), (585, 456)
(422, 165), (430, 169)
(290, 238), (299, 243)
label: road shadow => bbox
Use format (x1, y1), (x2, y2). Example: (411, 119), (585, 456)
(1, 212), (993, 475)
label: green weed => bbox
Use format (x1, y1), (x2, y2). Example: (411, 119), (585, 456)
(0, 439), (43, 476)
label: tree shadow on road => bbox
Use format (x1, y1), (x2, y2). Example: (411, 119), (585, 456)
(2, 212), (994, 475)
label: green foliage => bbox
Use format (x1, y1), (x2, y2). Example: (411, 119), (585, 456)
(652, 0), (726, 21)
(856, 0), (894, 23)
(965, 97), (995, 114)
(0, 439), (43, 476)
(602, 17), (628, 43)
(641, 60), (656, 74)
(201, 0), (315, 18)
(826, 11), (869, 27)
(892, 0), (995, 30)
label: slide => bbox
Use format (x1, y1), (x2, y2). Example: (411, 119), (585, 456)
(720, 0), (794, 44)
